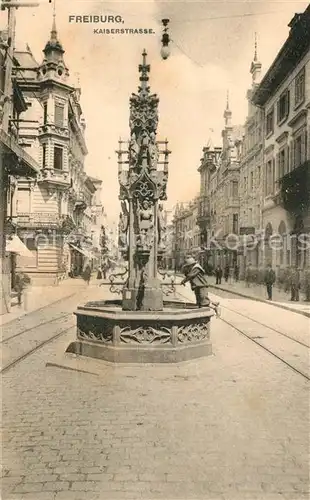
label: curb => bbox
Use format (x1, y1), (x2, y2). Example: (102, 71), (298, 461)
(209, 285), (310, 319)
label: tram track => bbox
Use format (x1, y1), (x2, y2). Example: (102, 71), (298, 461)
(0, 325), (73, 375)
(1, 313), (72, 344)
(174, 289), (310, 381)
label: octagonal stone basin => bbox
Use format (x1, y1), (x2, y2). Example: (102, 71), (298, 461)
(66, 299), (214, 363)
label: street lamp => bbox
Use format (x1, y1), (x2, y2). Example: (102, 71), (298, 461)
(160, 19), (170, 60)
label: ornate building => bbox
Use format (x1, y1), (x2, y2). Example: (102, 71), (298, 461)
(172, 199), (200, 270)
(238, 38), (265, 277)
(1, 29), (40, 313)
(197, 99), (243, 269)
(12, 14), (99, 284)
(252, 4), (310, 271)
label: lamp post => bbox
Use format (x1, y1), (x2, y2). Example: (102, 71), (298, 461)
(160, 18), (170, 60)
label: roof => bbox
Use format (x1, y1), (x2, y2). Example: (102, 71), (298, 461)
(252, 5), (310, 106)
(14, 49), (39, 81)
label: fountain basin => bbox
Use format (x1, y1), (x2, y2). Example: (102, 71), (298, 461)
(66, 299), (214, 363)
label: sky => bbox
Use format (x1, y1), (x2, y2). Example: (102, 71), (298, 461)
(1, 0), (309, 225)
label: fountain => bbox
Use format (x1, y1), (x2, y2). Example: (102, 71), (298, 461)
(66, 50), (214, 363)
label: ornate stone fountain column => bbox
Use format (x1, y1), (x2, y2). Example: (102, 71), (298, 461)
(118, 50), (168, 311)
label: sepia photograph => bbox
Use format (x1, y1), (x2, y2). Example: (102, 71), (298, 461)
(0, 0), (309, 499)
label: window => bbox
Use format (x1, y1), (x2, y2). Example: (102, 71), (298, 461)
(248, 208), (253, 225)
(17, 189), (30, 213)
(250, 172), (254, 190)
(54, 146), (63, 170)
(266, 108), (274, 136)
(232, 181), (238, 198)
(278, 149), (286, 179)
(54, 103), (64, 127)
(294, 135), (302, 168)
(43, 103), (48, 124)
(42, 144), (46, 168)
(232, 214), (238, 234)
(265, 159), (274, 196)
(295, 68), (305, 107)
(257, 166), (261, 184)
(277, 90), (290, 123)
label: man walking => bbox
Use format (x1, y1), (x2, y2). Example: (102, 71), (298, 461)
(264, 263), (276, 300)
(181, 256), (210, 308)
(215, 265), (223, 285)
(290, 266), (301, 302)
(224, 264), (230, 283)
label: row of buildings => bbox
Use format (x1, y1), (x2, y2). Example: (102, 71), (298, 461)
(1, 7), (106, 313)
(171, 5), (310, 277)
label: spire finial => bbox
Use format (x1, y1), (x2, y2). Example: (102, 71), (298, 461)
(51, 0), (57, 40)
(138, 49), (150, 91)
(226, 90), (230, 110)
(254, 32), (258, 61)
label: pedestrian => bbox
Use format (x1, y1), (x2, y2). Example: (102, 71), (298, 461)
(14, 273), (23, 306)
(224, 264), (230, 283)
(304, 268), (310, 302)
(180, 255), (210, 308)
(245, 263), (252, 287)
(102, 262), (107, 280)
(264, 263), (276, 300)
(96, 266), (102, 280)
(83, 264), (91, 285)
(215, 265), (223, 285)
(290, 266), (301, 301)
(234, 264), (239, 282)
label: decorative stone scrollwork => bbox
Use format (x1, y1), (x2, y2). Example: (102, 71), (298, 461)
(77, 326), (113, 343)
(177, 321), (210, 343)
(120, 325), (171, 344)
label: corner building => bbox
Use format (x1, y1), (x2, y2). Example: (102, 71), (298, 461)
(13, 17), (94, 284)
(252, 5), (310, 271)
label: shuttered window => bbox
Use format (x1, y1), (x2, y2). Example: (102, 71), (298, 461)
(54, 104), (64, 127)
(295, 68), (305, 107)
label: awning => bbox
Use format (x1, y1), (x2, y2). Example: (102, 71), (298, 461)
(0, 129), (40, 177)
(6, 235), (33, 257)
(69, 244), (92, 258)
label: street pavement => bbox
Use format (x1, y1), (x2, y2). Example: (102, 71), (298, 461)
(209, 278), (310, 317)
(1, 281), (309, 500)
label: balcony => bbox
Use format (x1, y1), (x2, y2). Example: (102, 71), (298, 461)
(16, 212), (62, 228)
(74, 192), (87, 212)
(279, 161), (310, 215)
(16, 213), (77, 234)
(38, 168), (70, 188)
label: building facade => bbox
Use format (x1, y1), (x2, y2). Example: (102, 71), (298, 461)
(252, 4), (310, 272)
(12, 17), (102, 284)
(172, 199), (200, 270)
(238, 41), (265, 277)
(1, 28), (40, 313)
(197, 102), (243, 269)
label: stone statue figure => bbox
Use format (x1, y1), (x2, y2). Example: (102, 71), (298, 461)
(129, 133), (139, 167)
(148, 132), (159, 171)
(158, 204), (166, 249)
(137, 200), (154, 249)
(118, 201), (129, 248)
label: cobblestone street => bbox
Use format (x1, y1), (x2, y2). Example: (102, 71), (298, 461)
(1, 282), (309, 500)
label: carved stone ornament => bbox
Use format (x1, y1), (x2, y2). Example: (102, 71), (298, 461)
(120, 325), (171, 344)
(77, 326), (113, 343)
(177, 321), (210, 343)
